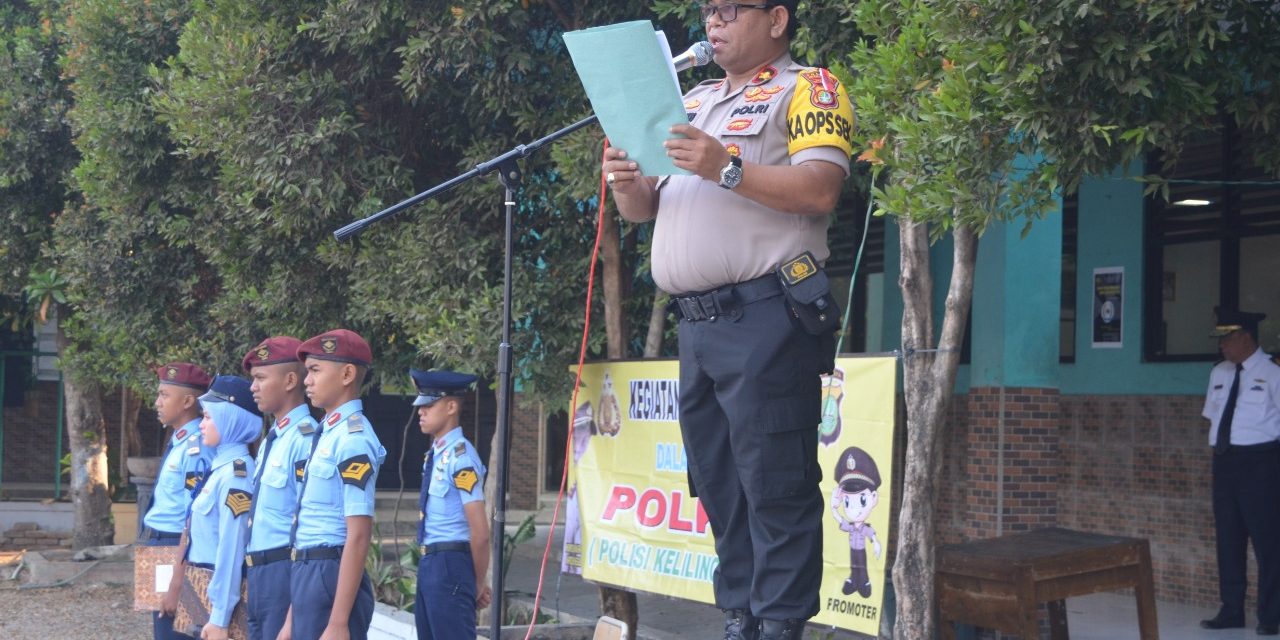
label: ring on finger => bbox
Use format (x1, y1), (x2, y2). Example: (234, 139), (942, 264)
(606, 172), (616, 185)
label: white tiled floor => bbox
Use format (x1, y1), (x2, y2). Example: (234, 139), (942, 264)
(1068, 592), (1262, 640)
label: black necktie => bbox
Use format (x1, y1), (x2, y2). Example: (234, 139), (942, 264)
(1215, 363), (1244, 455)
(419, 446), (435, 545)
(246, 426), (279, 545)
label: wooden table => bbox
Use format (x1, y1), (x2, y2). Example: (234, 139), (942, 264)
(935, 527), (1158, 640)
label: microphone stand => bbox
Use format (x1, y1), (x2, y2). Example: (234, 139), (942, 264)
(334, 112), (599, 640)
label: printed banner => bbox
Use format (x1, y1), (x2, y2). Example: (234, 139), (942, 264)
(563, 357), (897, 637)
(1092, 266), (1124, 348)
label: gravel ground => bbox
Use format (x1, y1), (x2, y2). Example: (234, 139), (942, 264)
(0, 579), (150, 639)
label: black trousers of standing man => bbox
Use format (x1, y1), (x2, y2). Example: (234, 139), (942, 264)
(676, 278), (825, 621)
(1212, 443), (1280, 627)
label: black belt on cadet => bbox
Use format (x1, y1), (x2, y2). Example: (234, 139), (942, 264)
(188, 562), (214, 570)
(419, 541), (471, 555)
(670, 274), (783, 323)
(1219, 441), (1280, 454)
(245, 546), (292, 567)
(140, 527), (182, 542)
(291, 545), (344, 561)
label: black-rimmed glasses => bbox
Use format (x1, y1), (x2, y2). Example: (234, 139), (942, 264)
(699, 3), (771, 23)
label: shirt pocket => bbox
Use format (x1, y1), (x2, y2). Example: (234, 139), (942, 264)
(428, 476), (449, 498)
(259, 469), (291, 513)
(192, 489), (217, 516)
(302, 459), (340, 508)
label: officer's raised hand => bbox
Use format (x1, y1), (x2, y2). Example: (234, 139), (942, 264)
(664, 124), (729, 183)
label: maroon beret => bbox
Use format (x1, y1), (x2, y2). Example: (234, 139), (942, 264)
(155, 362), (213, 391)
(296, 329), (372, 367)
(242, 336), (303, 372)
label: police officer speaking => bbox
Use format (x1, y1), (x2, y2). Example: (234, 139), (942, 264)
(409, 369), (491, 640)
(283, 329), (386, 640)
(242, 337), (316, 640)
(602, 0), (854, 637)
(146, 362), (215, 640)
(1200, 309), (1280, 636)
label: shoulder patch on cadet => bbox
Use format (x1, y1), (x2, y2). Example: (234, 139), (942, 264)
(294, 459), (306, 481)
(454, 442), (467, 457)
(347, 414), (365, 434)
(187, 446), (201, 456)
(298, 421), (316, 435)
(338, 454), (374, 489)
(233, 459), (247, 478)
(453, 467), (480, 493)
(185, 471), (201, 490)
(225, 489), (252, 517)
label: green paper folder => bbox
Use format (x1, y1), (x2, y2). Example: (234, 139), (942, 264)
(563, 21), (690, 177)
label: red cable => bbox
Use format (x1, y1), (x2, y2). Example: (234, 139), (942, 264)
(522, 139), (610, 639)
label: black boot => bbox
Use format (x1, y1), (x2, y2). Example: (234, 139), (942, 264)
(723, 609), (760, 640)
(1201, 607), (1245, 630)
(758, 618), (805, 640)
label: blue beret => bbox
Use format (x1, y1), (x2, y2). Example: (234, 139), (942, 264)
(199, 375), (263, 418)
(409, 369), (477, 407)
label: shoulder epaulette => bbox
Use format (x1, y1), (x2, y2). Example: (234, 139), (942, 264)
(298, 421), (316, 436)
(187, 446), (202, 456)
(347, 414), (365, 434)
(233, 459), (248, 478)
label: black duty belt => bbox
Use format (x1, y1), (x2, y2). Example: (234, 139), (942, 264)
(188, 561), (214, 570)
(419, 541), (471, 555)
(291, 545), (344, 561)
(246, 546), (292, 567)
(670, 274), (783, 323)
(140, 527), (182, 542)
(1217, 441), (1280, 455)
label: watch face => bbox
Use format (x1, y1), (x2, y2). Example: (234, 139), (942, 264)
(720, 163), (743, 189)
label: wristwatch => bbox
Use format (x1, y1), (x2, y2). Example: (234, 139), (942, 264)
(718, 155), (743, 190)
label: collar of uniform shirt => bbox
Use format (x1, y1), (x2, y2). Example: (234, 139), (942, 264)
(172, 417), (202, 445)
(277, 403), (313, 432)
(322, 398), (364, 427)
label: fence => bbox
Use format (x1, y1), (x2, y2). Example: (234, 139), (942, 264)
(0, 350), (65, 500)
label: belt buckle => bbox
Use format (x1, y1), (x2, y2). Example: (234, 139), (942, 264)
(419, 545), (427, 555)
(290, 548), (298, 561)
(245, 554), (254, 567)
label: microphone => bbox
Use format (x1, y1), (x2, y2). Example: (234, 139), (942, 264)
(672, 41), (714, 72)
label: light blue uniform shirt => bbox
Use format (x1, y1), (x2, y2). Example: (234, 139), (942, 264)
(143, 418), (215, 534)
(421, 427), (486, 545)
(246, 404), (316, 553)
(294, 399), (386, 549)
(187, 444), (255, 627)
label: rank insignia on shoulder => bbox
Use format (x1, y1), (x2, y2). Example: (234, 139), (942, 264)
(234, 459), (247, 478)
(299, 422), (315, 435)
(187, 446), (201, 456)
(454, 442), (467, 457)
(453, 467), (480, 493)
(339, 454), (374, 489)
(185, 471), (201, 490)
(780, 253), (819, 286)
(294, 459), (307, 481)
(347, 414), (365, 434)
(225, 489), (252, 517)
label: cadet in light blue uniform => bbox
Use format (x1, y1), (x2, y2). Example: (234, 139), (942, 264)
(288, 329), (385, 640)
(145, 361), (214, 640)
(410, 369), (491, 640)
(183, 375), (261, 640)
(241, 336), (315, 640)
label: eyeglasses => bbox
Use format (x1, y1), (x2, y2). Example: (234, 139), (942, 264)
(699, 3), (771, 23)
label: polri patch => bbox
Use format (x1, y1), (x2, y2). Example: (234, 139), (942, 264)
(225, 489), (252, 517)
(453, 467), (479, 493)
(339, 454), (374, 489)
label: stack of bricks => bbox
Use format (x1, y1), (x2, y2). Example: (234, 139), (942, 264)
(0, 522), (71, 550)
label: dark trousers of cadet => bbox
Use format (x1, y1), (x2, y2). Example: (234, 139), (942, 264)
(142, 530), (197, 640)
(414, 550), (477, 640)
(247, 559), (291, 640)
(289, 558), (375, 640)
(677, 291), (824, 621)
(1212, 444), (1280, 626)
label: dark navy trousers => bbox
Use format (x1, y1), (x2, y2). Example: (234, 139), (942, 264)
(414, 550), (477, 640)
(289, 557), (374, 640)
(1212, 445), (1280, 626)
(246, 559), (291, 640)
(677, 292), (825, 621)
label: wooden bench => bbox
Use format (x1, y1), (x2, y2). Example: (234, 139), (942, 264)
(935, 527), (1158, 639)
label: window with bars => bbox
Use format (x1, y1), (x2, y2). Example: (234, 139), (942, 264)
(1143, 118), (1280, 360)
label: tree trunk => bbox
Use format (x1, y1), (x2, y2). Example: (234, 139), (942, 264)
(118, 386), (143, 481)
(892, 219), (977, 640)
(600, 210), (631, 359)
(597, 209), (640, 634)
(643, 288), (668, 358)
(56, 317), (114, 549)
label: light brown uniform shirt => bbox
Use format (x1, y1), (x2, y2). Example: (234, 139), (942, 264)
(652, 52), (855, 295)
